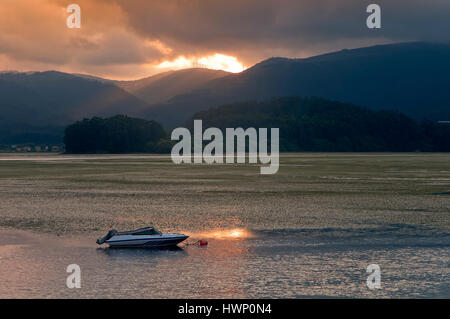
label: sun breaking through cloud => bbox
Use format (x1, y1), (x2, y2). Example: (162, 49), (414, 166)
(156, 54), (246, 73)
(1, 0), (450, 79)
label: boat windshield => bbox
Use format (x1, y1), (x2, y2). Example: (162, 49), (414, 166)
(131, 227), (161, 235)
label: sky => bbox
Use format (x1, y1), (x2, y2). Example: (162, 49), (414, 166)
(1, 0), (450, 80)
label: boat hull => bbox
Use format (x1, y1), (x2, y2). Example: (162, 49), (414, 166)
(106, 234), (189, 248)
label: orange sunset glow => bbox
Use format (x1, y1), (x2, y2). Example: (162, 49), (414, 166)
(0, 0), (396, 81)
(1, 0), (444, 80)
(0, 0), (255, 80)
(156, 54), (246, 73)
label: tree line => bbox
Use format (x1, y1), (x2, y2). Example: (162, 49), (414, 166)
(64, 115), (172, 153)
(64, 97), (450, 153)
(192, 97), (450, 152)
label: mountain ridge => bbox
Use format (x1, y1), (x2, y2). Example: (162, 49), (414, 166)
(1, 42), (450, 144)
(115, 68), (229, 105)
(141, 41), (450, 127)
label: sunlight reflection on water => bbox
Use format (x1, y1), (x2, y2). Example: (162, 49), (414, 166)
(0, 153), (449, 298)
(0, 227), (448, 298)
(192, 228), (254, 239)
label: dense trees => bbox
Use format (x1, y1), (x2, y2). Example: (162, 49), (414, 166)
(63, 98), (449, 153)
(64, 115), (167, 153)
(420, 120), (450, 152)
(192, 97), (450, 152)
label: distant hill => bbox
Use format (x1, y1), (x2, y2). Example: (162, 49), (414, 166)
(115, 68), (228, 105)
(0, 69), (228, 144)
(2, 42), (450, 144)
(191, 96), (450, 152)
(143, 42), (450, 128)
(0, 71), (150, 125)
(0, 71), (154, 144)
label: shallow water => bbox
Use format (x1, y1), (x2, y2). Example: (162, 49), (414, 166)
(0, 153), (449, 298)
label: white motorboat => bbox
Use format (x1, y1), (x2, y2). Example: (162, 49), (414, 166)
(96, 227), (189, 248)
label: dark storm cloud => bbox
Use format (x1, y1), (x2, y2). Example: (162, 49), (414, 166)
(113, 0), (450, 59)
(2, 0), (450, 79)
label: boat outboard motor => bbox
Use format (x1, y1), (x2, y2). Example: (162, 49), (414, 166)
(96, 229), (117, 245)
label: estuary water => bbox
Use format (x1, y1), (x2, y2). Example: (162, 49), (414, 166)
(0, 153), (448, 298)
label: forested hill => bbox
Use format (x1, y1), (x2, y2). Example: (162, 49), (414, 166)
(62, 97), (449, 153)
(3, 42), (450, 145)
(143, 42), (450, 128)
(191, 97), (450, 152)
(64, 115), (167, 153)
